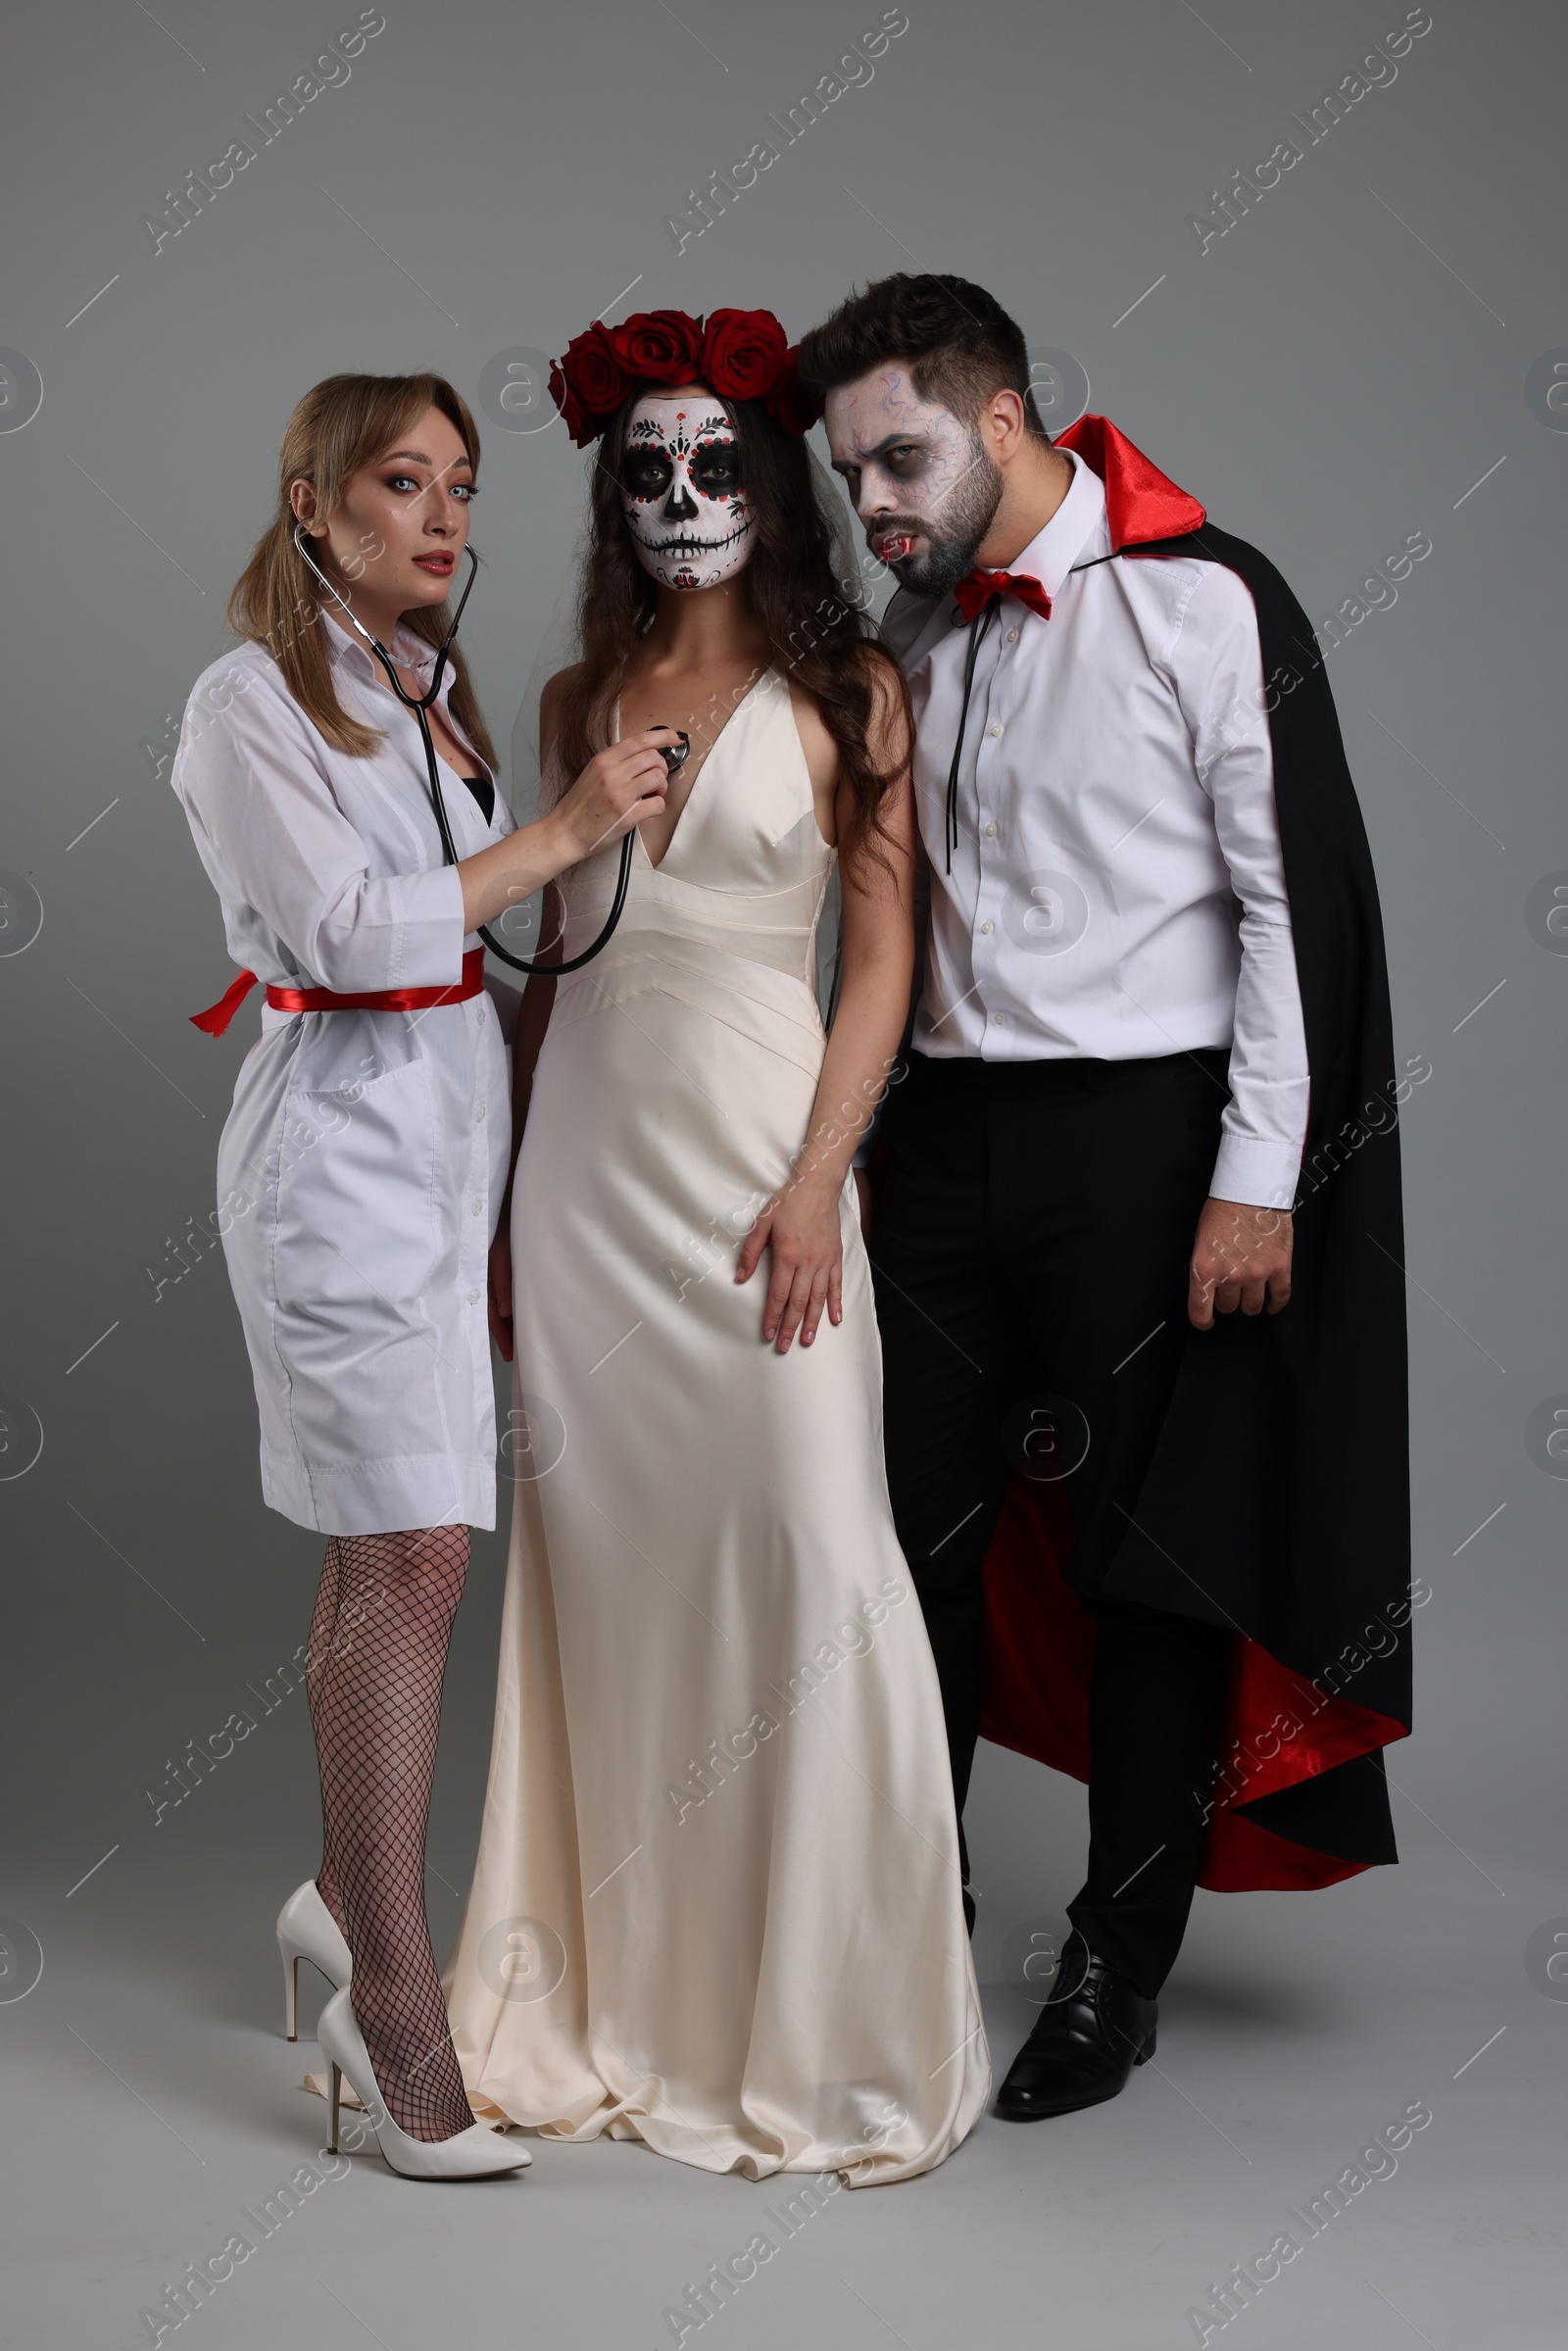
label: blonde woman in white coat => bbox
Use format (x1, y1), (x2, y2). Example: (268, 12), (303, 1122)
(174, 372), (678, 2177)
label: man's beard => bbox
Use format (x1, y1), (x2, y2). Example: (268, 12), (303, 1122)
(876, 428), (1004, 600)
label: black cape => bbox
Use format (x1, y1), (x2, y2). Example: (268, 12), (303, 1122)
(972, 417), (1413, 1887)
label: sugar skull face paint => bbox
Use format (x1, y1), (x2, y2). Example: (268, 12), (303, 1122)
(824, 367), (1004, 600)
(619, 392), (756, 591)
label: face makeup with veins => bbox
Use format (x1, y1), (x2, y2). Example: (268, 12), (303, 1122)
(824, 367), (1004, 601)
(619, 390), (756, 591)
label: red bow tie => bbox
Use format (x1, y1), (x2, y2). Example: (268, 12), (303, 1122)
(954, 568), (1053, 623)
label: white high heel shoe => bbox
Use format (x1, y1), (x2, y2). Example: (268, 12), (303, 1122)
(276, 1881), (352, 2040)
(317, 1987), (530, 2180)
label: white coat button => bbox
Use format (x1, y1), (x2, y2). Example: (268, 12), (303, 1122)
(471, 1199), (483, 1216)
(475, 1103), (487, 1121)
(476, 1004), (486, 1026)
(989, 721), (1004, 737)
(979, 919), (994, 935)
(993, 1010), (1006, 1025)
(466, 1288), (481, 1305)
(1005, 627), (1019, 643)
(985, 821), (998, 837)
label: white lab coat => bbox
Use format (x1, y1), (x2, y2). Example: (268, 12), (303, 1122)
(173, 616), (514, 1535)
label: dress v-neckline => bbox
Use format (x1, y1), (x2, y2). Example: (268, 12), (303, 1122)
(616, 669), (771, 874)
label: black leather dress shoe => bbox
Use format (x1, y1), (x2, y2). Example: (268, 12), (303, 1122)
(996, 1933), (1157, 2120)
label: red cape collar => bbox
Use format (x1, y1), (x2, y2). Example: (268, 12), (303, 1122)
(1055, 415), (1205, 549)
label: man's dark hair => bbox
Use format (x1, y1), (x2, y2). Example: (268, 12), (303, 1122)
(797, 273), (1047, 436)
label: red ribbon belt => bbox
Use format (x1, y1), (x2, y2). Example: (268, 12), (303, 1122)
(190, 948), (486, 1037)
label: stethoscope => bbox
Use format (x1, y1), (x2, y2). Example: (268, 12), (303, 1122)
(291, 522), (687, 976)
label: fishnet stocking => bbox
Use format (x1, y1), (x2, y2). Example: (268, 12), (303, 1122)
(305, 1542), (346, 1935)
(306, 1527), (475, 2142)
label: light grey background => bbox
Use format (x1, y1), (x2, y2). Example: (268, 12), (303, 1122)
(2, 2), (1563, 2346)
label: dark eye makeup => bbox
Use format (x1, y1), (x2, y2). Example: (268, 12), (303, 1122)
(690, 442), (742, 496)
(382, 471), (475, 499)
(621, 453), (674, 501)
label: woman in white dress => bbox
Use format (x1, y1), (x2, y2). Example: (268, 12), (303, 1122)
(445, 310), (989, 2182)
(175, 371), (680, 2178)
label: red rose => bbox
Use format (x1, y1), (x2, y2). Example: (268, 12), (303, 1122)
(610, 310), (706, 387)
(548, 359), (593, 448)
(763, 350), (821, 436)
(558, 321), (626, 420)
(702, 308), (789, 404)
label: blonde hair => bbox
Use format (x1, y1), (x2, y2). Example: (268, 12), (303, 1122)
(226, 371), (497, 768)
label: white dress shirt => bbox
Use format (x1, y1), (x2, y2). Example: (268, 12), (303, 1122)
(173, 615), (515, 1535)
(882, 448), (1309, 1210)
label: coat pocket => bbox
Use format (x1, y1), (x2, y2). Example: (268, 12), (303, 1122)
(272, 1056), (440, 1317)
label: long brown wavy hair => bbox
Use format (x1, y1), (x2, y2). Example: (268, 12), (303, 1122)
(553, 384), (908, 875)
(227, 372), (497, 768)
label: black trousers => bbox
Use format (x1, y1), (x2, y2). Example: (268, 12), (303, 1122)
(872, 1050), (1235, 2000)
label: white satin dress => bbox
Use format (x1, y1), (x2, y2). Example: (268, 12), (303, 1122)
(444, 668), (989, 2183)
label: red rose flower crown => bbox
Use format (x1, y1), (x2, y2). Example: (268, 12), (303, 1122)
(548, 308), (819, 448)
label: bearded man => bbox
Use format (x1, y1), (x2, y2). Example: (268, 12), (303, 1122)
(798, 275), (1411, 2121)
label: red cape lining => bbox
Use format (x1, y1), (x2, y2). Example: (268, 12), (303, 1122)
(981, 1475), (1405, 1892)
(1054, 414), (1206, 547)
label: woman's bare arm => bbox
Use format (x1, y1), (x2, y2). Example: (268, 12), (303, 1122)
(735, 663), (916, 1351)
